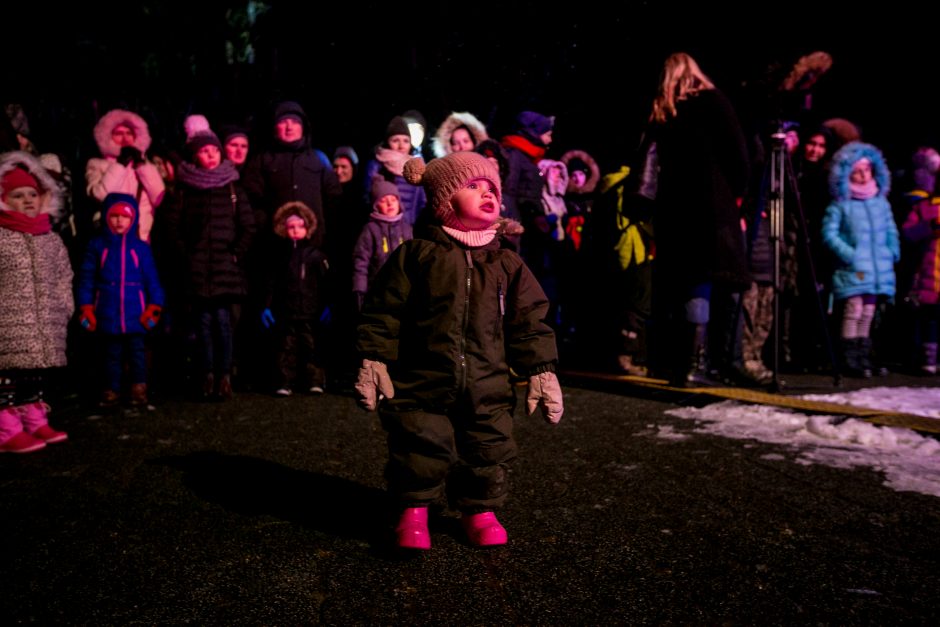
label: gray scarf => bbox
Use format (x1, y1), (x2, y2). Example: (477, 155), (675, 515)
(177, 160), (240, 190)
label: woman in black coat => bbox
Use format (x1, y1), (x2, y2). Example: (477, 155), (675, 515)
(648, 52), (750, 385)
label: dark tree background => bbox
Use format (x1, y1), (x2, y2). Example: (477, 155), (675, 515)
(3, 1), (935, 174)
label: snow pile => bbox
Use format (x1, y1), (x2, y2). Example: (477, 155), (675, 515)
(664, 386), (940, 498)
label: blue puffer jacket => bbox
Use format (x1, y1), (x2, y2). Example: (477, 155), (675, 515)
(821, 142), (900, 300)
(77, 195), (164, 335)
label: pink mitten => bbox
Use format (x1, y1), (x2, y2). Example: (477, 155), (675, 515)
(526, 371), (564, 424)
(354, 359), (395, 411)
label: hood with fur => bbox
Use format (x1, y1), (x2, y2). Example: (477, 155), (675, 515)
(561, 149), (601, 194)
(93, 109), (153, 158)
(0, 150), (62, 217)
(828, 141), (890, 202)
(273, 201), (318, 239)
(538, 159), (569, 196)
(430, 111), (489, 159)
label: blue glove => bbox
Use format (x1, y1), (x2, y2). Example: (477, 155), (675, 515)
(261, 308), (275, 328)
(319, 305), (332, 325)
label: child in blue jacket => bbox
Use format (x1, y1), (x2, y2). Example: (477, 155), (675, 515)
(821, 142), (900, 377)
(78, 193), (164, 406)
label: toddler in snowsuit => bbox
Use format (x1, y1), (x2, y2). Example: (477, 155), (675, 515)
(355, 151), (564, 550)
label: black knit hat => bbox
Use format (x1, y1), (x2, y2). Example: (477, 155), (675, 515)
(187, 131), (222, 157)
(385, 116), (410, 139)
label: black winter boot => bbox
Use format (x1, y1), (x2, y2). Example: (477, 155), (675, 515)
(681, 324), (721, 387)
(841, 337), (867, 378)
(858, 337), (886, 377)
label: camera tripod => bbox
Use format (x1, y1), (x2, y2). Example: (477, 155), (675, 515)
(756, 130), (840, 390)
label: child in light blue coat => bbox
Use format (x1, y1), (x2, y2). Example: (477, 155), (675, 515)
(821, 142), (900, 377)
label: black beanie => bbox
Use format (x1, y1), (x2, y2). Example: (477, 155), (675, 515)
(385, 116), (410, 139)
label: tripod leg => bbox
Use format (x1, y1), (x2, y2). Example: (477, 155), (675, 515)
(783, 155), (841, 385)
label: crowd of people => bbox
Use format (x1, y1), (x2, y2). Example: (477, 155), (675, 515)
(5, 50), (940, 550)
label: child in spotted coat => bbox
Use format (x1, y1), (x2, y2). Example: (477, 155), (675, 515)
(0, 152), (72, 453)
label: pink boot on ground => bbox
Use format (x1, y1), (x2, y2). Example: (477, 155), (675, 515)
(0, 407), (46, 453)
(18, 402), (68, 443)
(462, 512), (508, 547)
(395, 507), (431, 550)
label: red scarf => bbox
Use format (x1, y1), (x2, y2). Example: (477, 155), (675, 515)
(0, 210), (52, 235)
(501, 134), (546, 163)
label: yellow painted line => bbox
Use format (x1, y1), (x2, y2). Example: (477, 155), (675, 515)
(562, 370), (940, 434)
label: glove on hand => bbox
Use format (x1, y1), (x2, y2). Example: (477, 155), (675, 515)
(79, 304), (97, 331)
(140, 304), (162, 330)
(118, 146), (144, 167)
(526, 371), (564, 424)
(261, 308), (275, 329)
(354, 359), (394, 411)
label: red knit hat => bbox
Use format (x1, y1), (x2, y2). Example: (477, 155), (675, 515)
(1, 166), (41, 200)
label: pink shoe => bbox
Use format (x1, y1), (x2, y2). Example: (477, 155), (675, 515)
(18, 402), (68, 443)
(395, 507), (431, 550)
(462, 512), (508, 547)
(0, 430), (47, 453)
(0, 407), (45, 453)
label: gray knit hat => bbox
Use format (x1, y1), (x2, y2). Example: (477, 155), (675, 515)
(402, 151), (501, 230)
(371, 179), (400, 206)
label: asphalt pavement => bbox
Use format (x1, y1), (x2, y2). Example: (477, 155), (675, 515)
(3, 371), (939, 625)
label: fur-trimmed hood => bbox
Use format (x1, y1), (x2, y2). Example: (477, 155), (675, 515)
(560, 149), (601, 194)
(93, 109), (153, 158)
(829, 141), (891, 202)
(538, 159), (569, 196)
(273, 200), (318, 239)
(430, 111), (489, 159)
(0, 150), (62, 217)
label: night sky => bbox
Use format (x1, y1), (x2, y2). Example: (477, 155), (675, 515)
(3, 1), (934, 172)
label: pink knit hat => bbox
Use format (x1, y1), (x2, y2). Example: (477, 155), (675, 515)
(402, 152), (501, 230)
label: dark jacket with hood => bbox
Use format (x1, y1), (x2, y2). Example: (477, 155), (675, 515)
(241, 101), (342, 246)
(265, 202), (330, 320)
(77, 194), (164, 335)
(357, 225), (557, 412)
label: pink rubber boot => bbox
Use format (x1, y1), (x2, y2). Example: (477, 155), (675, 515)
(462, 512), (508, 547)
(18, 402), (68, 443)
(0, 406), (46, 453)
(395, 507), (431, 550)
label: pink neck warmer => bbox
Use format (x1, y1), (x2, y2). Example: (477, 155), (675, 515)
(442, 225), (496, 247)
(850, 179), (878, 200)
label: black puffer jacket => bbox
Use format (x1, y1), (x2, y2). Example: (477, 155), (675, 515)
(357, 225), (557, 411)
(166, 182), (255, 300)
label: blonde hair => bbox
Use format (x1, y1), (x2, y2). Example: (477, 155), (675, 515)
(650, 52), (715, 124)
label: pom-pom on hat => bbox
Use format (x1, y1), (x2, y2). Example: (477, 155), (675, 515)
(403, 151), (501, 230)
(184, 114), (211, 139)
(1, 166), (40, 199)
